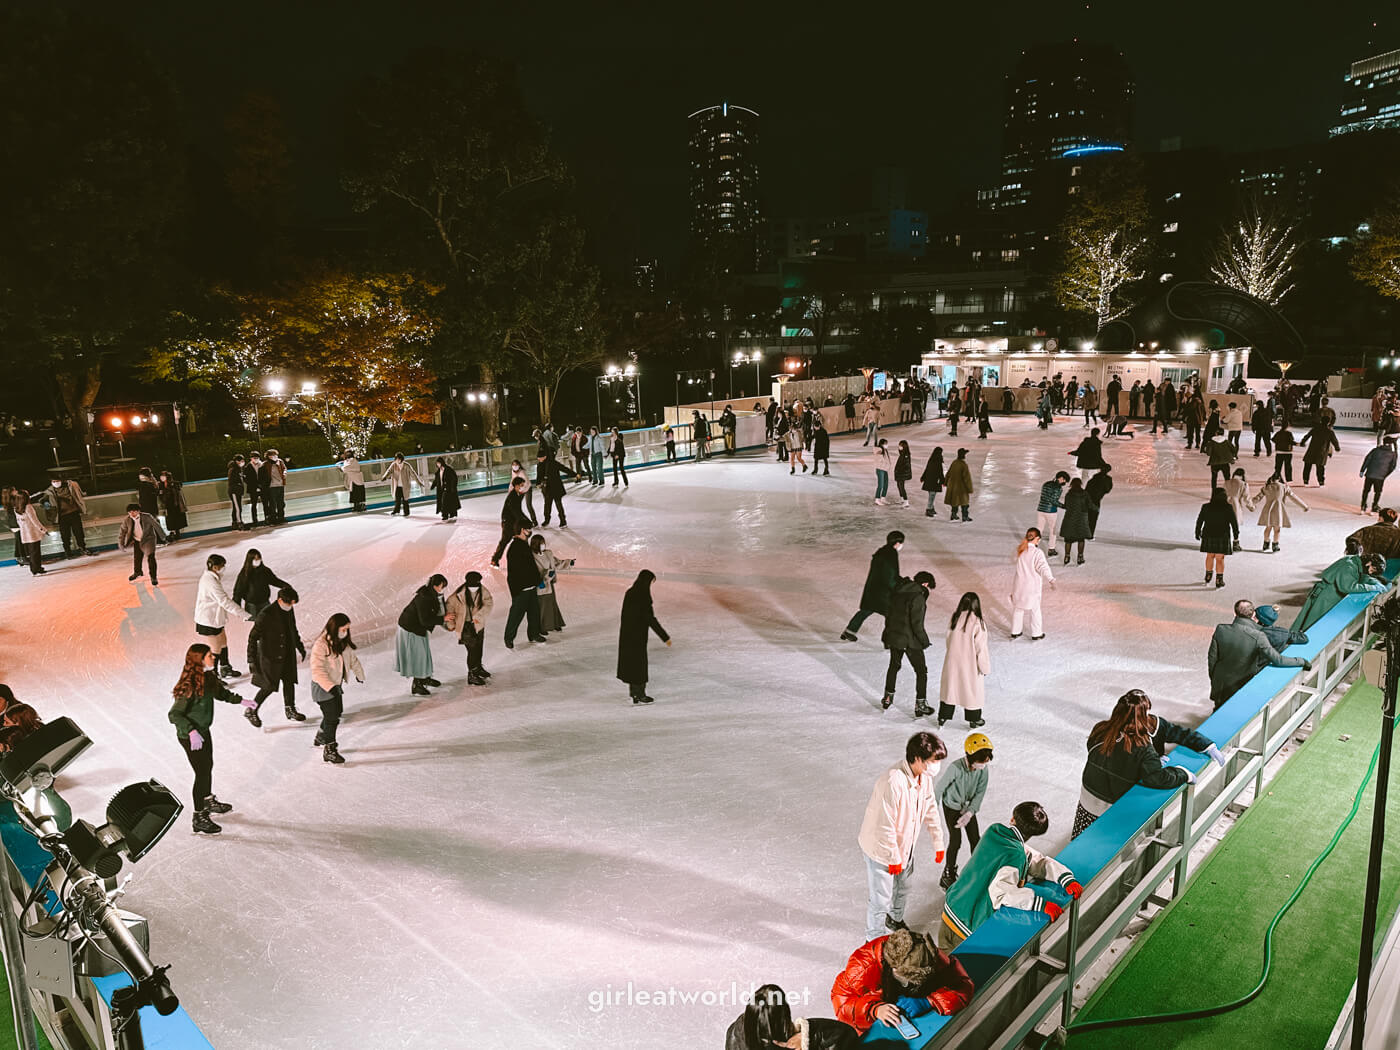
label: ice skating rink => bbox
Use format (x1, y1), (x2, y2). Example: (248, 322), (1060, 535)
(0, 415), (1380, 1049)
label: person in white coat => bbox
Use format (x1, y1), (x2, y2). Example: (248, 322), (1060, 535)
(339, 451), (367, 512)
(195, 554), (252, 678)
(379, 453), (422, 516)
(1221, 469), (1257, 552)
(872, 438), (894, 505)
(445, 571), (494, 685)
(939, 593), (990, 729)
(857, 732), (948, 942)
(1010, 527), (1055, 641)
(1255, 472), (1309, 553)
(13, 490), (48, 576)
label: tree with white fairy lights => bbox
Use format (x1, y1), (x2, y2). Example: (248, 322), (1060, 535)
(1052, 164), (1154, 331)
(1209, 199), (1301, 306)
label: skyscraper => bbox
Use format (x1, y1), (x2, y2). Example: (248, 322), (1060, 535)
(998, 41), (1135, 211)
(1331, 48), (1400, 136)
(688, 102), (761, 271)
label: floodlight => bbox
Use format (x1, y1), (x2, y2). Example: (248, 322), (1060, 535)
(130, 416), (142, 427)
(267, 379), (284, 393)
(0, 717), (91, 793)
(148, 413), (160, 425)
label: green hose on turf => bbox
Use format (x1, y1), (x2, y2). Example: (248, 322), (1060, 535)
(1052, 738), (1383, 1043)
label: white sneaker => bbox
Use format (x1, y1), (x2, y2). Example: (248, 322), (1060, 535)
(899, 499), (910, 508)
(874, 498), (887, 505)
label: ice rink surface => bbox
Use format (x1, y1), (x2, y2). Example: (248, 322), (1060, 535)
(0, 413), (1381, 1048)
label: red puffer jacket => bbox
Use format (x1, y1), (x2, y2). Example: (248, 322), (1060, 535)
(829, 935), (975, 1032)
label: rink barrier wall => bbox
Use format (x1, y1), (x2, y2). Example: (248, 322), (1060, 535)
(866, 570), (1394, 1048)
(2, 400), (920, 566)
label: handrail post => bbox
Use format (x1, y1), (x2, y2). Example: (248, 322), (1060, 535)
(1173, 782), (1195, 896)
(1059, 895), (1082, 1031)
(1255, 703), (1271, 801)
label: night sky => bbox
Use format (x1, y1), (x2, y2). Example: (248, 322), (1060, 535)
(98, 0), (1384, 270)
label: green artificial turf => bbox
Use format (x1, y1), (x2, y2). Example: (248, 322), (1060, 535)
(1069, 680), (1400, 1050)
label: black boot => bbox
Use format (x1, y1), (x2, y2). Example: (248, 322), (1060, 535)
(467, 672), (487, 685)
(423, 677), (442, 687)
(243, 706), (262, 728)
(313, 729), (325, 747)
(940, 863), (959, 890)
(284, 703), (306, 722)
(881, 693), (894, 710)
(914, 699), (933, 718)
(323, 742), (345, 765)
(411, 679), (431, 696)
(203, 795), (233, 814)
(192, 810), (222, 835)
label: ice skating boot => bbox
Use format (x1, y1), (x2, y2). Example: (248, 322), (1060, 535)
(313, 729), (325, 747)
(411, 679), (431, 696)
(467, 672), (487, 686)
(884, 915), (909, 932)
(881, 693), (894, 710)
(1204, 571), (1214, 584)
(284, 703), (307, 722)
(192, 810), (222, 835)
(323, 743), (345, 765)
(939, 863), (959, 890)
(1272, 542), (1280, 553)
(840, 630), (858, 642)
(423, 677), (442, 687)
(1215, 573), (1226, 588)
(243, 705), (262, 728)
(203, 795), (232, 814)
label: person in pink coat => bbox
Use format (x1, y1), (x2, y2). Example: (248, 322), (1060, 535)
(939, 592), (990, 728)
(1009, 527), (1055, 641)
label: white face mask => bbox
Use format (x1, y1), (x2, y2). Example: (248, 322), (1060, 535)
(252, 558), (262, 567)
(51, 480), (60, 488)
(338, 629), (349, 639)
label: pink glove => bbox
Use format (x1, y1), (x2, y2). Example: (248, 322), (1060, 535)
(188, 730), (204, 751)
(241, 697), (257, 710)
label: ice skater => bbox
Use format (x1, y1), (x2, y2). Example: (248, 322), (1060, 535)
(1299, 419), (1339, 486)
(503, 523), (545, 648)
(118, 502), (166, 585)
(243, 452), (264, 527)
(609, 427), (630, 487)
(920, 446), (945, 517)
(617, 569), (670, 704)
(444, 570), (494, 685)
(510, 459), (538, 524)
(944, 448), (973, 522)
(432, 457), (460, 521)
(36, 476), (93, 557)
(245, 586), (307, 724)
(1195, 487), (1239, 589)
(1009, 527), (1054, 640)
(491, 478), (530, 566)
(588, 426), (607, 484)
(976, 401), (991, 439)
(893, 440), (913, 506)
(395, 574), (448, 695)
(1221, 468), (1256, 552)
(381, 452), (422, 515)
(784, 420), (805, 474)
(841, 531), (903, 641)
(169, 643), (244, 835)
(339, 450), (367, 512)
(232, 548), (289, 618)
(936, 732), (993, 890)
(1085, 464), (1113, 539)
(227, 455), (248, 529)
(810, 415), (830, 476)
(938, 592), (989, 728)
(1360, 438), (1398, 513)
(1058, 477), (1096, 565)
(159, 471), (188, 538)
(872, 438), (893, 504)
(880, 570), (936, 716)
(309, 613), (364, 765)
(13, 490), (48, 576)
(1035, 471), (1069, 556)
(196, 554), (251, 678)
(536, 452), (568, 527)
(530, 533), (575, 634)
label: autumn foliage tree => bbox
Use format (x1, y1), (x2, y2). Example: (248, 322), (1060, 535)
(1353, 192), (1400, 302)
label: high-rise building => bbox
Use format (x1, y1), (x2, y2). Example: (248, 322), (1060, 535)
(1331, 48), (1400, 136)
(687, 102), (761, 270)
(998, 41), (1134, 211)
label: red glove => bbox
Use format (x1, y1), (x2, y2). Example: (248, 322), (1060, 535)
(1065, 881), (1083, 900)
(889, 864), (903, 875)
(1044, 901), (1064, 922)
(935, 851), (945, 864)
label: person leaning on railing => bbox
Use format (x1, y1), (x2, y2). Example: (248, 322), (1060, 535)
(1347, 508), (1400, 559)
(830, 929), (973, 1037)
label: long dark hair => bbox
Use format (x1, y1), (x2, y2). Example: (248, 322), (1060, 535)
(742, 984), (796, 1049)
(173, 644), (212, 699)
(950, 591), (983, 631)
(239, 548), (263, 581)
(1089, 689), (1155, 755)
(631, 569), (656, 594)
(323, 613), (355, 654)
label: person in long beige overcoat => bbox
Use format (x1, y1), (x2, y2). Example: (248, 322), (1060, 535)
(943, 448), (974, 521)
(939, 592), (990, 729)
(1255, 473), (1308, 553)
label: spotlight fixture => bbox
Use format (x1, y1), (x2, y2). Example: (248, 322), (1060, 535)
(0, 718), (91, 794)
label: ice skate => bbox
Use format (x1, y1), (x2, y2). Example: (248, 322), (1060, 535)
(913, 700), (933, 718)
(840, 631), (858, 642)
(243, 706), (262, 728)
(939, 864), (959, 890)
(192, 810), (222, 835)
(284, 703), (306, 722)
(323, 743), (345, 765)
(203, 796), (233, 814)
(880, 693), (894, 710)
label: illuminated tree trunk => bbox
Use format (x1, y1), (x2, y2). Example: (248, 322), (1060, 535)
(479, 362), (501, 444)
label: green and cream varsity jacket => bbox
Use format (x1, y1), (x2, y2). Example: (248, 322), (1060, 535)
(941, 822), (1075, 941)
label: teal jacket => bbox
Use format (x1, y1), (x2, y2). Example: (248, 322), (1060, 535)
(942, 822), (1074, 941)
(936, 756), (988, 815)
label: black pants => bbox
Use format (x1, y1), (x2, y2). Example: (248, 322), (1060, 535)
(611, 457), (628, 486)
(573, 453), (589, 480)
(504, 589), (541, 644)
(230, 492), (244, 528)
(267, 488), (286, 523)
(1363, 477), (1386, 508)
(463, 626), (485, 674)
(1275, 453), (1293, 481)
(1184, 420), (1200, 448)
(131, 546), (158, 579)
(316, 686), (343, 744)
(180, 729), (214, 810)
(1228, 430), (1241, 450)
(812, 455), (828, 474)
(58, 511), (86, 554)
(628, 679), (649, 699)
(491, 521), (515, 563)
(948, 417), (958, 436)
(253, 676), (296, 711)
(1303, 461), (1326, 485)
(247, 492), (262, 526)
(666, 442), (676, 463)
(1107, 395), (1119, 416)
(1087, 508), (1101, 539)
(1253, 430), (1273, 456)
(522, 489), (538, 524)
(942, 804), (981, 868)
(1210, 464), (1229, 488)
(1064, 539), (1085, 561)
(393, 488), (412, 514)
(884, 648), (928, 698)
(23, 542), (42, 574)
(541, 491), (566, 525)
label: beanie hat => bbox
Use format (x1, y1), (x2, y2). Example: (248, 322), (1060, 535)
(882, 928), (940, 991)
(1255, 604), (1279, 627)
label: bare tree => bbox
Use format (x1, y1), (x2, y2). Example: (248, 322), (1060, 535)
(1052, 177), (1152, 330)
(1209, 198), (1301, 306)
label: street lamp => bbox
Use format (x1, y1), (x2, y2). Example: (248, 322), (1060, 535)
(731, 351), (762, 399)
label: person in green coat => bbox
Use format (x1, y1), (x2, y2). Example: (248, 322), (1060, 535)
(1292, 553), (1387, 632)
(169, 643), (246, 835)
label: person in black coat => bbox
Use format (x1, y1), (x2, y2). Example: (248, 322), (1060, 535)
(1195, 487), (1239, 589)
(1084, 464), (1113, 539)
(244, 453), (264, 527)
(881, 572), (934, 716)
(135, 467), (160, 517)
(811, 416), (831, 476)
(842, 532), (904, 640)
(535, 453), (568, 527)
(432, 458), (460, 521)
(227, 455), (247, 530)
(724, 982), (861, 1050)
(491, 478), (529, 565)
(396, 575), (447, 695)
(1070, 430), (1105, 471)
(920, 447), (945, 517)
(232, 548), (290, 617)
(245, 586), (306, 726)
(617, 569), (670, 704)
(503, 524), (544, 648)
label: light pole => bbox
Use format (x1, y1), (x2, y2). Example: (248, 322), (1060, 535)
(732, 351), (761, 400)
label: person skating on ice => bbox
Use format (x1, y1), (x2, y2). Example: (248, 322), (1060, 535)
(227, 454), (248, 529)
(1058, 477), (1097, 566)
(395, 574), (448, 695)
(338, 449), (367, 512)
(509, 459), (538, 525)
(1254, 472), (1307, 552)
(444, 571), (494, 686)
(196, 554), (252, 678)
(871, 438), (893, 505)
(811, 414), (831, 476)
(1085, 463), (1113, 539)
(1009, 527), (1054, 640)
(530, 533), (575, 635)
(893, 440), (913, 505)
(380, 452), (422, 515)
(503, 524), (546, 649)
(784, 419), (806, 474)
(245, 586), (307, 725)
(1035, 471), (1069, 556)
(490, 478), (530, 566)
(938, 592), (989, 727)
(158, 470), (188, 539)
(169, 643), (245, 835)
(431, 456), (460, 521)
(880, 570), (936, 716)
(232, 548), (289, 619)
(309, 613), (364, 765)
(35, 476), (93, 557)
(1221, 468), (1256, 552)
(12, 490), (48, 576)
(535, 452), (568, 527)
(1195, 486), (1239, 589)
(856, 731), (947, 941)
(617, 569), (670, 705)
(936, 733), (994, 890)
(1360, 438), (1398, 513)
(919, 446), (945, 517)
(841, 531), (903, 642)
(118, 502), (166, 585)
(944, 448), (973, 521)
(609, 427), (630, 487)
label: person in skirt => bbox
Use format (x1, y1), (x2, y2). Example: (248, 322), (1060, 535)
(395, 574), (447, 696)
(530, 534), (575, 634)
(1195, 487), (1239, 588)
(1255, 472), (1308, 553)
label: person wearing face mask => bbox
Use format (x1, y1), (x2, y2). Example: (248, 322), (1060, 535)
(244, 453), (265, 528)
(35, 476), (93, 558)
(158, 470), (188, 539)
(380, 452), (422, 516)
(195, 554), (251, 678)
(232, 548), (290, 618)
(338, 450), (367, 512)
(227, 454), (248, 530)
(244, 586), (307, 726)
(169, 643), (246, 835)
(261, 448), (288, 524)
(396, 574), (448, 696)
(445, 570), (494, 685)
(118, 502), (166, 585)
(840, 532), (904, 642)
(136, 467), (160, 517)
(309, 613), (364, 765)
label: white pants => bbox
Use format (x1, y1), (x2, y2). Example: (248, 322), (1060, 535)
(1036, 510), (1059, 550)
(1012, 604), (1043, 637)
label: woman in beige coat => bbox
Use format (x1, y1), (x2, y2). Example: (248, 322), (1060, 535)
(1255, 472), (1309, 553)
(939, 592), (990, 729)
(309, 612), (365, 765)
(530, 534), (576, 633)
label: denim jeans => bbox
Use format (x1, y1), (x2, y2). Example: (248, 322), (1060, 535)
(591, 452), (605, 485)
(875, 470), (889, 499)
(865, 850), (914, 942)
(864, 422), (878, 445)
